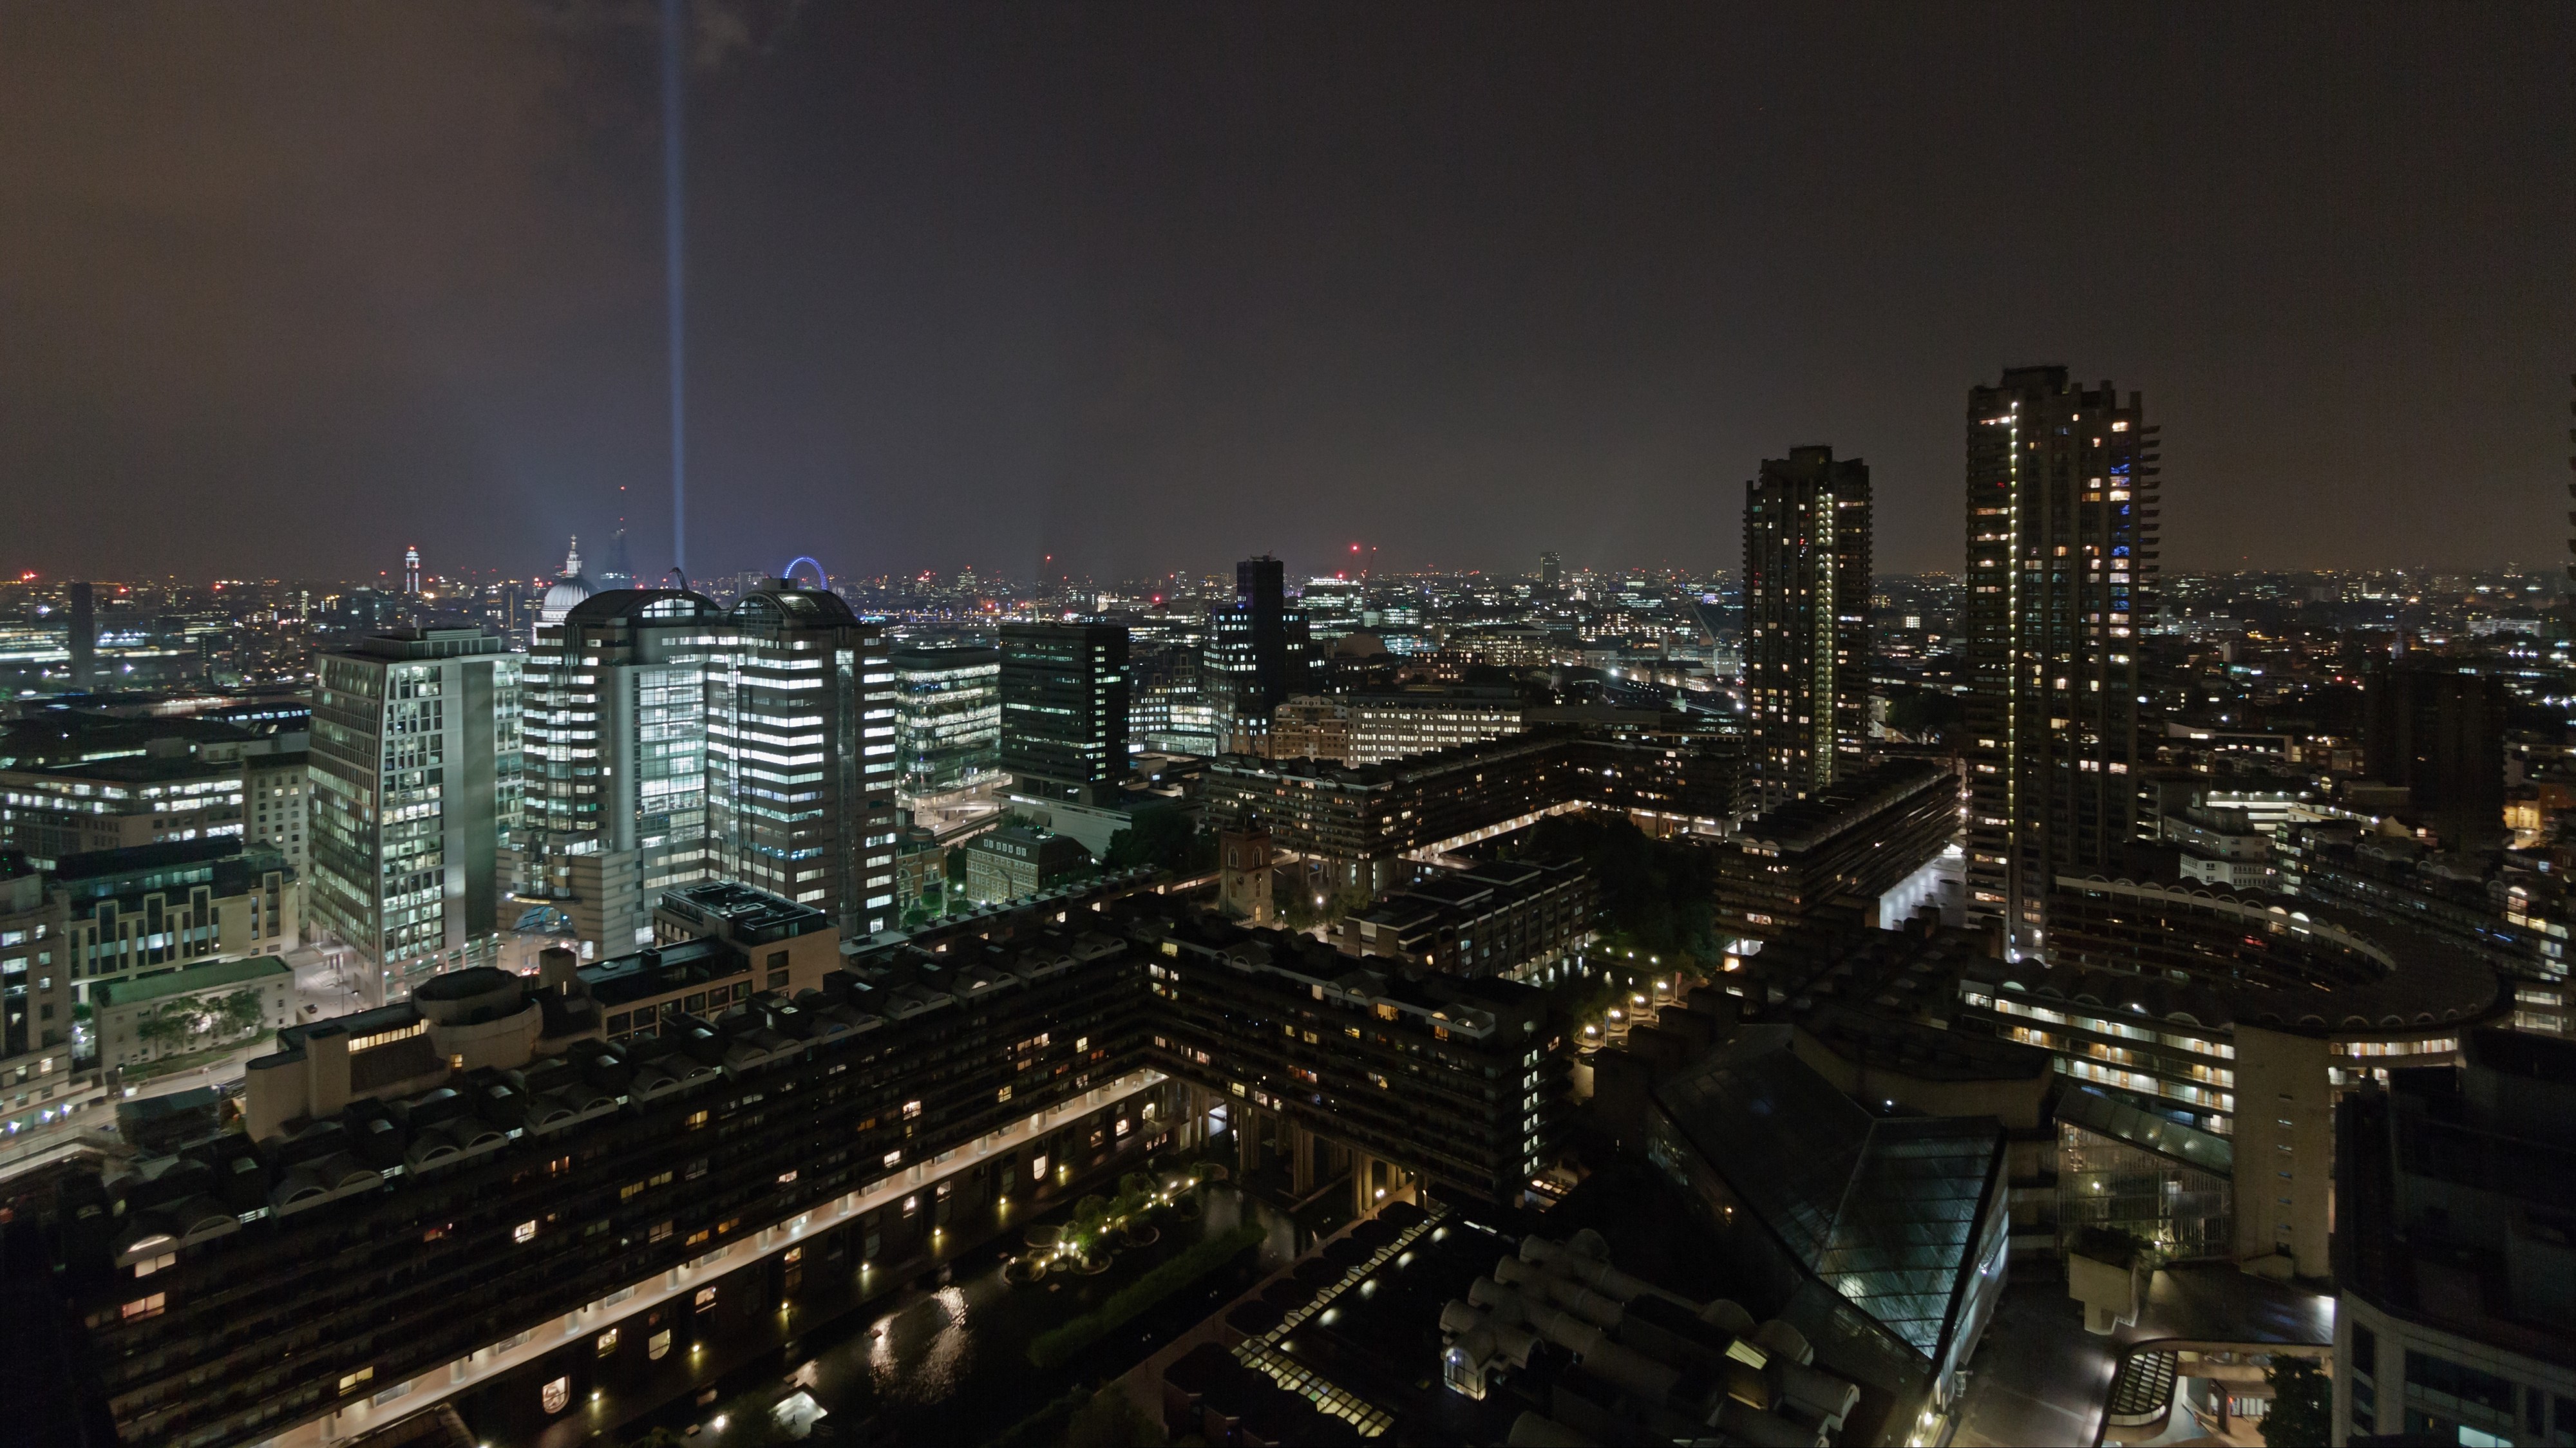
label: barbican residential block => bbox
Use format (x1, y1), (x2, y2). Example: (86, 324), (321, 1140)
(1961, 367), (2157, 955)
(32, 878), (1567, 1448)
(1741, 446), (1871, 809)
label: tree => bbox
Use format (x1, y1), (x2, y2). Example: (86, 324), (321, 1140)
(1521, 813), (1718, 960)
(2259, 1355), (2331, 1448)
(132, 1008), (187, 1056)
(1282, 883), (1373, 931)
(1103, 802), (1206, 874)
(1063, 1386), (1166, 1448)
(1882, 685), (1965, 744)
(214, 987), (266, 1039)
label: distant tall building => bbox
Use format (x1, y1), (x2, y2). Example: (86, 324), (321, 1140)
(2365, 662), (2507, 852)
(1962, 368), (2158, 956)
(308, 628), (520, 1001)
(402, 545), (422, 596)
(598, 526), (636, 590)
(1741, 445), (1872, 807)
(1206, 556), (1310, 754)
(1131, 641), (1217, 755)
(511, 589), (722, 955)
(1539, 551), (1563, 589)
(707, 587), (898, 940)
(65, 581), (95, 692)
(1301, 576), (1365, 646)
(893, 644), (1001, 796)
(999, 621), (1129, 804)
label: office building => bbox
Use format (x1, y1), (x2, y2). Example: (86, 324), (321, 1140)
(57, 839), (300, 1005)
(1264, 690), (1526, 767)
(1713, 758), (1958, 941)
(2365, 661), (2508, 852)
(2334, 1029), (2576, 1445)
(1130, 640), (1217, 755)
(1300, 576), (1366, 646)
(1742, 446), (1872, 807)
(891, 644), (1000, 796)
(1962, 367), (2157, 956)
(1539, 551), (1563, 589)
(1, 850), (75, 1134)
(1201, 725), (1741, 894)
(93, 954), (296, 1072)
(308, 628), (520, 1001)
(962, 823), (1092, 903)
(67, 579), (97, 691)
(510, 591), (719, 957)
(243, 748), (308, 876)
(1206, 556), (1311, 754)
(998, 621), (1129, 805)
(0, 708), (307, 869)
(705, 586), (898, 941)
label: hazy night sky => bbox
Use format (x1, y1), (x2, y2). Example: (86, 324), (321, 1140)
(2, 3), (2570, 585)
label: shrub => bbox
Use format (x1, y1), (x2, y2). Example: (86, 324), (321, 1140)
(1026, 1224), (1264, 1368)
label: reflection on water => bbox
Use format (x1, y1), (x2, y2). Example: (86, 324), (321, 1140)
(866, 1284), (978, 1406)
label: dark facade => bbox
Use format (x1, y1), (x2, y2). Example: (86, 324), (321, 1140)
(1134, 908), (1562, 1205)
(999, 621), (1130, 804)
(1206, 556), (1312, 752)
(2333, 1030), (2576, 1445)
(39, 879), (1562, 1448)
(1200, 724), (1743, 894)
(1332, 856), (1598, 978)
(1962, 366), (2157, 955)
(53, 921), (1157, 1448)
(2364, 662), (2508, 851)
(1742, 446), (1871, 808)
(1714, 758), (1956, 941)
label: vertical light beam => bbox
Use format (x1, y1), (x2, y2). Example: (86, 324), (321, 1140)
(662, 0), (687, 574)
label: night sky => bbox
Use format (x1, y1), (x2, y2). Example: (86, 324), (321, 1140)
(3, 3), (2570, 585)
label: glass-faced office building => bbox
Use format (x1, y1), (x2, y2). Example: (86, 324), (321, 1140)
(308, 628), (520, 1001)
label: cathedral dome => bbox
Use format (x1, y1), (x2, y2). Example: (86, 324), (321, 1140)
(537, 538), (595, 631)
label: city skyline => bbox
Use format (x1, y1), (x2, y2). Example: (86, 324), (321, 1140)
(5, 6), (2571, 581)
(5, 10), (2574, 1447)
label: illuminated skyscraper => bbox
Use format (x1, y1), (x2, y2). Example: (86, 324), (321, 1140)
(707, 585), (898, 938)
(509, 588), (722, 954)
(402, 545), (422, 596)
(1962, 367), (2159, 955)
(893, 644), (1001, 796)
(1741, 446), (1871, 808)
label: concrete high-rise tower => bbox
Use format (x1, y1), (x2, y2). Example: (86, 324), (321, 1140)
(1741, 446), (1872, 808)
(1963, 368), (2159, 956)
(403, 546), (422, 596)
